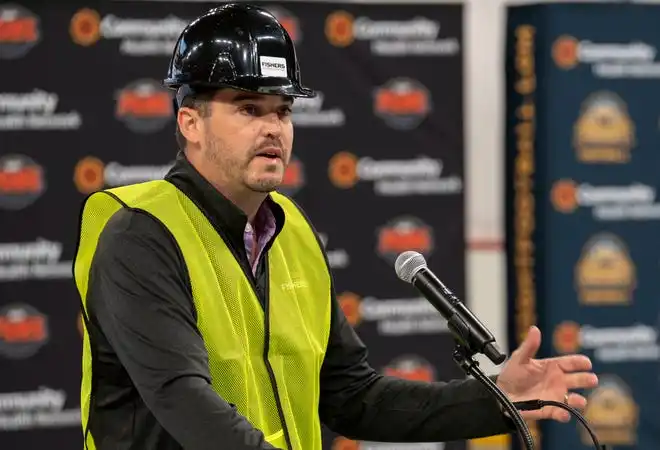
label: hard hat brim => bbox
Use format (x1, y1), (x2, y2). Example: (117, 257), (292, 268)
(164, 76), (316, 99)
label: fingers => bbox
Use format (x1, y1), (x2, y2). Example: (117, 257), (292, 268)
(566, 392), (587, 410)
(548, 393), (587, 422)
(513, 326), (542, 363)
(565, 372), (599, 390)
(547, 354), (593, 372)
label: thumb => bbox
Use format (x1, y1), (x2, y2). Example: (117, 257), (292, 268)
(513, 325), (541, 363)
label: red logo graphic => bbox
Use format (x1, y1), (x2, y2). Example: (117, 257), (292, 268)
(376, 216), (434, 264)
(115, 79), (173, 133)
(0, 303), (49, 359)
(0, 4), (40, 59)
(374, 78), (431, 130)
(0, 154), (46, 210)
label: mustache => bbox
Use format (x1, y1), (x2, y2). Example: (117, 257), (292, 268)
(255, 140), (284, 153)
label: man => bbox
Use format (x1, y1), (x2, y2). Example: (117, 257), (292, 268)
(72, 4), (598, 450)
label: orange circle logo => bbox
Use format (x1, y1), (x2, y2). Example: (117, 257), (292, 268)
(551, 179), (578, 213)
(328, 152), (358, 188)
(332, 436), (360, 450)
(338, 292), (361, 327)
(74, 157), (105, 194)
(70, 8), (101, 46)
(552, 35), (579, 69)
(553, 321), (581, 354)
(325, 11), (354, 47)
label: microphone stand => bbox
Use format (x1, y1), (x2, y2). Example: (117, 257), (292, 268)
(450, 338), (536, 450)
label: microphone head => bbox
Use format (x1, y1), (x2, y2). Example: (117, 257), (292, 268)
(394, 251), (427, 283)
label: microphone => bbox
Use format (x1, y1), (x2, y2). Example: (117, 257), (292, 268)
(394, 251), (507, 365)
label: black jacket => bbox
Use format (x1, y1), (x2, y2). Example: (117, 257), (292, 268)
(81, 152), (514, 450)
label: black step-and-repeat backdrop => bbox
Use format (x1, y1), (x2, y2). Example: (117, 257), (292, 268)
(506, 3), (660, 450)
(1, 2), (466, 449)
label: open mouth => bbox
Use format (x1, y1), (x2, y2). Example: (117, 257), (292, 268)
(256, 148), (283, 160)
(257, 152), (280, 159)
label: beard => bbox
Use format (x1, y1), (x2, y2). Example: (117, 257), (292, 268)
(204, 133), (286, 193)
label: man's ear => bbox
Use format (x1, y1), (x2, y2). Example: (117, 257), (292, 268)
(177, 107), (203, 146)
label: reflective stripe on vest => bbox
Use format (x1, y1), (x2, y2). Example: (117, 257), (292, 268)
(73, 180), (332, 450)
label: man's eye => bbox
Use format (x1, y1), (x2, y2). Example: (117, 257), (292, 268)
(279, 107), (292, 117)
(240, 105), (258, 116)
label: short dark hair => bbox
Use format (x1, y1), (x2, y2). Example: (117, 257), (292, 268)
(175, 91), (215, 151)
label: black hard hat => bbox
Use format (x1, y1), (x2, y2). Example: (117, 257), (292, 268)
(164, 3), (315, 110)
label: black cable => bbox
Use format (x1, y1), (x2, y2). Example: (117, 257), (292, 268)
(513, 399), (609, 450)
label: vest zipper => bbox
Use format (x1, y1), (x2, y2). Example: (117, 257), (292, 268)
(240, 252), (294, 450)
(260, 257), (295, 450)
(207, 225), (294, 449)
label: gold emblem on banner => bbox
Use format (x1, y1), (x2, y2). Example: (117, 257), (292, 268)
(583, 376), (638, 446)
(325, 11), (354, 47)
(553, 321), (581, 354)
(74, 156), (105, 194)
(550, 179), (578, 213)
(575, 233), (636, 305)
(70, 8), (101, 46)
(552, 35), (579, 69)
(328, 151), (359, 188)
(573, 91), (635, 163)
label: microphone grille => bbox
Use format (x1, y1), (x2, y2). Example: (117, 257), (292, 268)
(394, 251), (427, 283)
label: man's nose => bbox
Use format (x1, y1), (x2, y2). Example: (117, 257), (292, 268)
(261, 112), (283, 136)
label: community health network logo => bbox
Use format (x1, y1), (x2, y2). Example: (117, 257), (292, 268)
(73, 156), (173, 194)
(324, 10), (457, 57)
(69, 8), (188, 56)
(550, 179), (660, 221)
(552, 34), (660, 79)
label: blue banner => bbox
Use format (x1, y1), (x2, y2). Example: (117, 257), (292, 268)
(505, 3), (660, 449)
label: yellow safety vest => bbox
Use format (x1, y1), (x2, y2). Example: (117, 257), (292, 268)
(73, 180), (332, 450)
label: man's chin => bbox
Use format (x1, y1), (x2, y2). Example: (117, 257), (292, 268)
(246, 179), (282, 193)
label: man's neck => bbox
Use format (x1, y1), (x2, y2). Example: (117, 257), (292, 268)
(210, 181), (266, 224)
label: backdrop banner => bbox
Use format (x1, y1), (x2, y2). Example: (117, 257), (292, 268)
(0, 1), (466, 449)
(505, 3), (660, 450)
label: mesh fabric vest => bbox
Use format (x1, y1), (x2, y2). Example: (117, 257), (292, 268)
(73, 180), (332, 450)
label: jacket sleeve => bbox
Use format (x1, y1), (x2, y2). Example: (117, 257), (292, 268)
(86, 208), (279, 450)
(318, 292), (515, 443)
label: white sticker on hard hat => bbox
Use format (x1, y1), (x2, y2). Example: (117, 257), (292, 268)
(260, 56), (288, 78)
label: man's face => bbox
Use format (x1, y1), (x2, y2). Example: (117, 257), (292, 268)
(198, 88), (294, 193)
